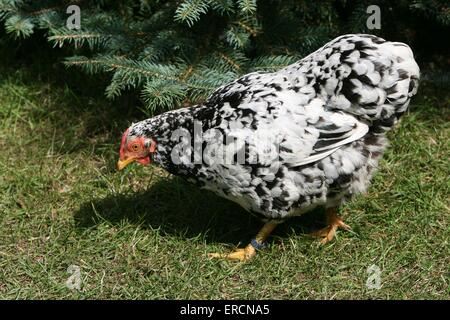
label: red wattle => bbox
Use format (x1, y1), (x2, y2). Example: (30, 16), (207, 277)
(137, 156), (150, 166)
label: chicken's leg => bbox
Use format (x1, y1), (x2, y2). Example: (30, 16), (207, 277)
(311, 207), (351, 244)
(209, 221), (278, 262)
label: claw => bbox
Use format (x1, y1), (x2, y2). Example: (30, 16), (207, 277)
(208, 246), (256, 262)
(310, 208), (351, 244)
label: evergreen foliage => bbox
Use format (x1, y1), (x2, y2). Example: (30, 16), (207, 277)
(1, 0), (449, 113)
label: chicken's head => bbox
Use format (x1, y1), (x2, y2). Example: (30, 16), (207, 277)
(117, 128), (157, 170)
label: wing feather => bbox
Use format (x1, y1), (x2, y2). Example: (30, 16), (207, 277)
(287, 112), (368, 167)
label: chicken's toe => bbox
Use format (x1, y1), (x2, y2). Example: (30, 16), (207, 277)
(310, 207), (351, 244)
(208, 246), (256, 262)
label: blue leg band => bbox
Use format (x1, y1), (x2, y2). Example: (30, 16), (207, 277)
(250, 239), (267, 250)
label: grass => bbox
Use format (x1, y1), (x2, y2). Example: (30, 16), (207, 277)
(0, 39), (449, 299)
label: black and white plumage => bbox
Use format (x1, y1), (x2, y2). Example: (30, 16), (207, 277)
(119, 34), (420, 255)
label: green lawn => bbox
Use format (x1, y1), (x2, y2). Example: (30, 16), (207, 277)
(0, 42), (449, 299)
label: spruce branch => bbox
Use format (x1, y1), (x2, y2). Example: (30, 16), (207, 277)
(174, 0), (209, 27)
(250, 55), (298, 72)
(237, 0), (256, 14)
(209, 0), (234, 15)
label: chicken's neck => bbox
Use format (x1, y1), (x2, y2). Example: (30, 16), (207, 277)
(150, 105), (212, 177)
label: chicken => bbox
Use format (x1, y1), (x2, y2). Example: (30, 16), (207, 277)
(117, 34), (420, 261)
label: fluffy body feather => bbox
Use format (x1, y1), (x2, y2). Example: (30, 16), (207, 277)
(127, 34), (420, 221)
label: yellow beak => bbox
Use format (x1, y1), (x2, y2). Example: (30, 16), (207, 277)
(117, 157), (136, 171)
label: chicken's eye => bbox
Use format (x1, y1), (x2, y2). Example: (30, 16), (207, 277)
(130, 143), (140, 152)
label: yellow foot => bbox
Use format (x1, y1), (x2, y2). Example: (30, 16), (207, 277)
(208, 245), (256, 262)
(310, 208), (351, 244)
(208, 221), (277, 262)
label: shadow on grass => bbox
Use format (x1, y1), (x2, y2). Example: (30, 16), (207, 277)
(73, 176), (326, 246)
(0, 33), (327, 247)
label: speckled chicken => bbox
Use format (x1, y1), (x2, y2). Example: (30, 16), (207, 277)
(117, 34), (420, 261)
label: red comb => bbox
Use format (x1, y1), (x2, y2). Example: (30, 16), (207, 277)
(119, 128), (129, 159)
